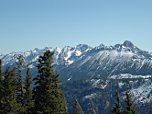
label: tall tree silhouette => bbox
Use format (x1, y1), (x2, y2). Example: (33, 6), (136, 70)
(24, 67), (33, 113)
(112, 90), (123, 114)
(34, 50), (67, 114)
(16, 55), (24, 105)
(2, 67), (22, 113)
(124, 91), (136, 114)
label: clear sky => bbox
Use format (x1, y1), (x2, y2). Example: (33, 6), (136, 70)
(0, 0), (152, 53)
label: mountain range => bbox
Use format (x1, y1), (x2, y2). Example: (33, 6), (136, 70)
(1, 40), (152, 114)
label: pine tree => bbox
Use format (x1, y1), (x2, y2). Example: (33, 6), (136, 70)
(0, 59), (2, 80)
(112, 90), (123, 114)
(24, 67), (33, 113)
(16, 54), (24, 105)
(124, 91), (136, 114)
(0, 59), (4, 113)
(34, 50), (67, 114)
(73, 99), (83, 114)
(2, 67), (22, 114)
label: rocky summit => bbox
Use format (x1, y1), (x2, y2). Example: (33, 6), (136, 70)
(1, 41), (152, 114)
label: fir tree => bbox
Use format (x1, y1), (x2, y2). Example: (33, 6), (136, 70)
(124, 91), (136, 114)
(112, 90), (123, 114)
(24, 67), (33, 114)
(0, 59), (2, 80)
(73, 99), (83, 114)
(16, 54), (24, 105)
(34, 50), (67, 114)
(0, 59), (4, 113)
(2, 67), (22, 114)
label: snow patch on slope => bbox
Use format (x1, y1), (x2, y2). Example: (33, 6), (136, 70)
(131, 80), (152, 103)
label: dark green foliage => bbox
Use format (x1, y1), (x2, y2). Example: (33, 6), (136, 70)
(73, 99), (83, 114)
(34, 50), (67, 114)
(112, 91), (123, 114)
(16, 55), (24, 105)
(24, 68), (33, 113)
(0, 59), (4, 112)
(0, 59), (2, 80)
(1, 67), (22, 114)
(124, 91), (136, 114)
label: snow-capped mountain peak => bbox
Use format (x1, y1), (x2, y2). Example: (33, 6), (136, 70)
(1, 41), (152, 79)
(1, 41), (152, 114)
(122, 40), (135, 48)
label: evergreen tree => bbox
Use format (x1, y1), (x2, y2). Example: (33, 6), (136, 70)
(16, 54), (24, 105)
(73, 99), (83, 114)
(0, 59), (2, 80)
(112, 90), (123, 114)
(124, 91), (136, 114)
(24, 67), (33, 114)
(2, 67), (22, 114)
(0, 59), (4, 113)
(34, 50), (67, 114)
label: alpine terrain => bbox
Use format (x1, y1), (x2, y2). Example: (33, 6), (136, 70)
(1, 40), (152, 114)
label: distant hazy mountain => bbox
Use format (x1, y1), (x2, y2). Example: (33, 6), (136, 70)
(1, 40), (152, 114)
(1, 40), (152, 80)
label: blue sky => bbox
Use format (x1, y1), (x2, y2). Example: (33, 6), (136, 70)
(0, 0), (152, 53)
